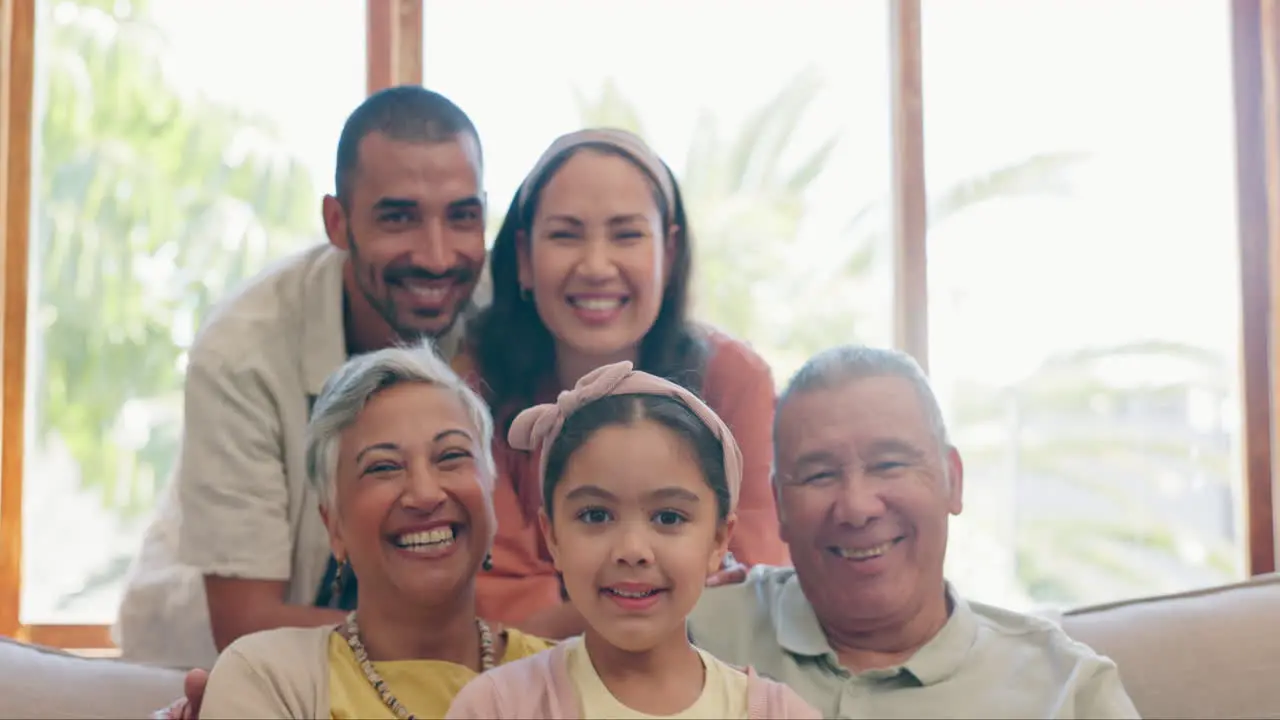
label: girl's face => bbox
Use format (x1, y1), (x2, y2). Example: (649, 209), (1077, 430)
(540, 419), (733, 653)
(517, 150), (676, 369)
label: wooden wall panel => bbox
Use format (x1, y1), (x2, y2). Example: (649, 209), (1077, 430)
(368, 0), (423, 93)
(889, 0), (929, 371)
(1231, 0), (1278, 576)
(1260, 0), (1280, 574)
(0, 0), (35, 638)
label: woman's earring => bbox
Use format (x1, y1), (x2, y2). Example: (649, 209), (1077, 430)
(520, 287), (532, 303)
(331, 556), (349, 605)
(482, 553), (494, 572)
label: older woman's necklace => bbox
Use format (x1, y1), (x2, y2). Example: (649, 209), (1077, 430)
(343, 611), (497, 720)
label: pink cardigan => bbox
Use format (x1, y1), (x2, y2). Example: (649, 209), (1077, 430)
(445, 642), (820, 719)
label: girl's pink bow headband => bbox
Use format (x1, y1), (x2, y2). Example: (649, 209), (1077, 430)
(507, 361), (742, 510)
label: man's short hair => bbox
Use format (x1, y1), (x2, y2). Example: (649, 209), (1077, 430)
(334, 86), (482, 205)
(776, 345), (951, 450)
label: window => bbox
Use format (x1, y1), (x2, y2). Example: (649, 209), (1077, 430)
(19, 0), (365, 626)
(2, 0), (1275, 649)
(423, 0), (896, 382)
(923, 0), (1248, 609)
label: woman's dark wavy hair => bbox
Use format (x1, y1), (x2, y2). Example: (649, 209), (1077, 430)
(469, 141), (709, 430)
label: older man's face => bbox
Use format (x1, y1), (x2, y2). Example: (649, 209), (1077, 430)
(773, 375), (963, 628)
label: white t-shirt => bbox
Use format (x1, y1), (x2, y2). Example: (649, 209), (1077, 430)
(566, 636), (750, 719)
(113, 243), (484, 669)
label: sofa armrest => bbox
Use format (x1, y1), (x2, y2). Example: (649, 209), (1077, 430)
(0, 636), (185, 719)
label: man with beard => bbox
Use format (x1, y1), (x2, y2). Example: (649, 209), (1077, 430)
(686, 345), (1139, 719)
(114, 86), (490, 671)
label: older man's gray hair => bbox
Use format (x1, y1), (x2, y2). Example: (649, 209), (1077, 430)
(776, 345), (951, 450)
(305, 341), (496, 510)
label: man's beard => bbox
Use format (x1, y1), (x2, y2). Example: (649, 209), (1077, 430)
(348, 230), (476, 340)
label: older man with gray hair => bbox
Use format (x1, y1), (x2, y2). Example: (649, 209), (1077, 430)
(688, 345), (1140, 719)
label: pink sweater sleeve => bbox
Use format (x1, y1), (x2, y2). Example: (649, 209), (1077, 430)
(446, 648), (575, 720)
(701, 331), (790, 567)
(748, 670), (823, 719)
(777, 684), (823, 719)
(445, 673), (505, 719)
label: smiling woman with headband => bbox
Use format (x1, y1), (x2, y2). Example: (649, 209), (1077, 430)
(460, 128), (790, 637)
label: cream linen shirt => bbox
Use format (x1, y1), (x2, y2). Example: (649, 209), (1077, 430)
(688, 566), (1141, 719)
(113, 243), (487, 670)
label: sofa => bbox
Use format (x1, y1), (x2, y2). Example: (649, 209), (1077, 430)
(2, 573), (1278, 719)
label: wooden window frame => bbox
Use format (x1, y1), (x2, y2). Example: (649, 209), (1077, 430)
(0, 0), (1274, 652)
(1235, 0), (1280, 575)
(0, 0), (426, 650)
(890, 0), (929, 372)
(0, 0), (36, 644)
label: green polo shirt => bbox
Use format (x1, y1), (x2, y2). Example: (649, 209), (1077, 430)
(688, 566), (1140, 719)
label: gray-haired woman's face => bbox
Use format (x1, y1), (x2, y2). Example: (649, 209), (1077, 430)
(323, 381), (494, 605)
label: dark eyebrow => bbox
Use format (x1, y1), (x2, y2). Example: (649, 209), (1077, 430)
(355, 442), (399, 463)
(563, 485), (616, 503)
(562, 485), (701, 504)
(545, 214), (584, 226)
(544, 214), (649, 227)
(607, 214), (648, 226)
(373, 197), (418, 212)
(648, 487), (701, 503)
(446, 196), (483, 212)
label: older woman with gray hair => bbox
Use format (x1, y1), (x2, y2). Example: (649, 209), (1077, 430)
(198, 342), (552, 719)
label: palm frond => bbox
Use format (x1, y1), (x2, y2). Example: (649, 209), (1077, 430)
(928, 151), (1089, 224)
(733, 66), (827, 192)
(786, 135), (840, 194)
(571, 78), (646, 136)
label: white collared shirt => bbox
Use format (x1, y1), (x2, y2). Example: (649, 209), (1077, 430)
(114, 243), (480, 670)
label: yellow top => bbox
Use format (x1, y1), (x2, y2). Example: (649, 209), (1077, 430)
(566, 637), (750, 719)
(329, 627), (552, 719)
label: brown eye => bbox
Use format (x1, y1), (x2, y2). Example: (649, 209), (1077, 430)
(653, 510), (686, 526)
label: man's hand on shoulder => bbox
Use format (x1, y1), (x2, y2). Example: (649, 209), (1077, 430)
(152, 669), (207, 720)
(706, 554), (749, 587)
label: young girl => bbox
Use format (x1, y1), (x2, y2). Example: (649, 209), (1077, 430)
(446, 361), (818, 719)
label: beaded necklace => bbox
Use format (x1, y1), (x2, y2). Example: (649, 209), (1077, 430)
(343, 611), (496, 720)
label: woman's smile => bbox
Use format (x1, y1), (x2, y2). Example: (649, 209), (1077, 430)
(386, 522), (467, 560)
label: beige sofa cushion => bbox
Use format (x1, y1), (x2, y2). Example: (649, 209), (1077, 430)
(1062, 573), (1280, 720)
(0, 636), (184, 719)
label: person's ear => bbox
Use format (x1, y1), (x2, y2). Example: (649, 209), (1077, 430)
(538, 508), (562, 571)
(322, 195), (350, 251)
(707, 512), (737, 575)
(320, 502), (346, 562)
(944, 446), (965, 515)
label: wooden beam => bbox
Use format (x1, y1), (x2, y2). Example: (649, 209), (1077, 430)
(23, 624), (116, 651)
(889, 0), (929, 371)
(1261, 0), (1280, 574)
(1231, 0), (1278, 576)
(0, 0), (35, 639)
(367, 0), (423, 94)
